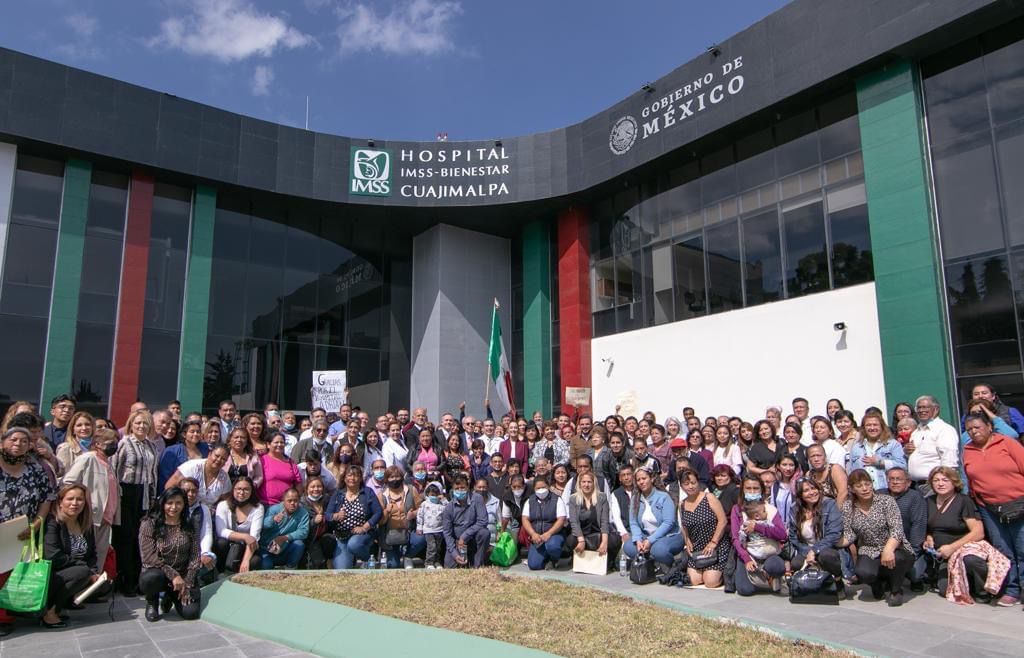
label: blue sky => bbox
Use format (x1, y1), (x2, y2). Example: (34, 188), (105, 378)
(0, 0), (791, 141)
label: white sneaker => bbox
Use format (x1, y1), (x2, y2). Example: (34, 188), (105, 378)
(403, 558), (413, 570)
(426, 564), (435, 570)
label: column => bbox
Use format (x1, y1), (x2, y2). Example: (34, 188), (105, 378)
(177, 185), (216, 414)
(40, 158), (91, 415)
(557, 206), (591, 416)
(857, 60), (956, 418)
(522, 220), (553, 417)
(108, 171), (154, 425)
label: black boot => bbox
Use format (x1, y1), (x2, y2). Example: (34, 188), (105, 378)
(144, 596), (161, 622)
(160, 592), (174, 615)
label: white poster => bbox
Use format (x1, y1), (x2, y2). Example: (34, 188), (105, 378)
(311, 370), (347, 412)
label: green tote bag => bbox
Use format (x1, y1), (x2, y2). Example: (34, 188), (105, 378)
(489, 531), (518, 567)
(0, 523), (51, 612)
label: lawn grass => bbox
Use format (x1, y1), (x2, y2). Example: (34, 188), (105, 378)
(236, 569), (848, 658)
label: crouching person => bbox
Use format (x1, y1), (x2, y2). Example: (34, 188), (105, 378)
(138, 488), (200, 622)
(259, 488), (309, 569)
(442, 474), (489, 568)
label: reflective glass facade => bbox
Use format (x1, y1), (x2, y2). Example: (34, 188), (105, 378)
(923, 20), (1024, 411)
(590, 93), (871, 337)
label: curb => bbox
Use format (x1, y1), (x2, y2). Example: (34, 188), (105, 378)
(199, 574), (557, 658)
(507, 569), (876, 657)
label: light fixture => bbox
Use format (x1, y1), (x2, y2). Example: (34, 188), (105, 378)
(367, 139), (375, 147)
(833, 322), (847, 331)
(706, 44), (720, 58)
(641, 82), (655, 93)
(495, 140), (503, 148)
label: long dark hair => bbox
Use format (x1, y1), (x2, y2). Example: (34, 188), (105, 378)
(792, 477), (826, 541)
(149, 487), (194, 541)
(226, 476), (258, 511)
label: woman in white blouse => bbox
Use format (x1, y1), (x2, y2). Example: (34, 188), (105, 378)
(213, 476), (264, 574)
(165, 445), (231, 507)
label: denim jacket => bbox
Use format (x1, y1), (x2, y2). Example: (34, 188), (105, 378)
(628, 489), (678, 544)
(788, 496), (843, 555)
(847, 438), (907, 491)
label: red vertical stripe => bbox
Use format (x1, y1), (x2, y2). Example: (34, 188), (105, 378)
(557, 206), (591, 416)
(109, 171), (154, 425)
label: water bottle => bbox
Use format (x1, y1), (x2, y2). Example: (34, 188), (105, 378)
(458, 544), (468, 563)
(377, 553), (385, 569)
(366, 554), (377, 570)
(619, 553), (628, 577)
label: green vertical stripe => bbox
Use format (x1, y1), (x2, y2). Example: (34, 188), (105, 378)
(522, 220), (552, 416)
(856, 60), (956, 420)
(177, 185), (216, 413)
(40, 158), (92, 416)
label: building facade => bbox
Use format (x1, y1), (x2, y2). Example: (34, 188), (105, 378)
(0, 0), (1022, 424)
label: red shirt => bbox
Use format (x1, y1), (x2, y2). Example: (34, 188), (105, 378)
(963, 433), (1024, 506)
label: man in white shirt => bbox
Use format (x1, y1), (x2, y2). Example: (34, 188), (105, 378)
(793, 397), (813, 446)
(298, 408), (328, 441)
(905, 394), (959, 490)
(480, 418), (503, 456)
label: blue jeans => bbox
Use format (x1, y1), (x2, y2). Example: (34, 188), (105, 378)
(332, 534), (374, 569)
(259, 540), (306, 570)
(623, 532), (684, 566)
(384, 532), (427, 568)
(979, 506), (1024, 599)
(527, 534), (566, 570)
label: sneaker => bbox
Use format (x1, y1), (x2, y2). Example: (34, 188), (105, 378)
(403, 558), (413, 570)
(887, 591), (904, 607)
(996, 595), (1019, 607)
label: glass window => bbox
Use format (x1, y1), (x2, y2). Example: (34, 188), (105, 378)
(742, 210), (783, 305)
(0, 315), (47, 405)
(208, 209), (249, 338)
(783, 198), (829, 297)
(138, 329), (181, 408)
(924, 55), (990, 145)
(996, 121), (1024, 247)
(775, 132), (819, 177)
(705, 220), (742, 313)
(591, 258), (614, 312)
(818, 115), (861, 161)
(946, 255), (1019, 376)
(615, 253), (641, 332)
(827, 183), (872, 288)
(244, 216), (285, 340)
(932, 134), (1004, 260)
(647, 245), (673, 325)
(673, 235), (706, 320)
(70, 323), (116, 417)
(983, 37), (1024, 127)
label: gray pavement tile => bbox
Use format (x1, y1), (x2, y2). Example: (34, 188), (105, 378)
(237, 641), (302, 658)
(158, 631), (232, 656)
(927, 640), (1020, 658)
(168, 647), (246, 658)
(77, 629), (152, 653)
(82, 643), (162, 658)
(849, 620), (955, 655)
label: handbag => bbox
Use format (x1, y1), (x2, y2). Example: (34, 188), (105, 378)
(788, 565), (839, 605)
(987, 497), (1024, 525)
(690, 552), (718, 570)
(384, 528), (410, 547)
(489, 531), (518, 567)
(0, 524), (51, 612)
(629, 554), (657, 585)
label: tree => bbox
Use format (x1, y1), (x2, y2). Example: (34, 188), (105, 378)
(203, 349), (236, 410)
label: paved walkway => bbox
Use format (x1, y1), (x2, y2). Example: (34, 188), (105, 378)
(507, 564), (1021, 657)
(0, 594), (313, 658)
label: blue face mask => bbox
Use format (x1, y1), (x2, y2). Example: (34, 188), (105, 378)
(373, 469), (385, 481)
(78, 437), (92, 450)
(413, 471), (426, 481)
(283, 423), (295, 432)
(744, 493), (763, 502)
(453, 490), (468, 501)
(427, 495), (440, 504)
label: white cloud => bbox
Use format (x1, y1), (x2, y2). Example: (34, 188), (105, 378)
(66, 13), (98, 38)
(251, 64), (274, 96)
(147, 0), (314, 62)
(337, 0), (461, 56)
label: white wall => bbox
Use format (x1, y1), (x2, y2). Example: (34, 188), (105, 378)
(591, 283), (886, 423)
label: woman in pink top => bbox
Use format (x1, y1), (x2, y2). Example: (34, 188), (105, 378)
(408, 428), (440, 477)
(258, 434), (301, 505)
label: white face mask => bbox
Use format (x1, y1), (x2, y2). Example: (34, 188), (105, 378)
(535, 489), (549, 499)
(511, 489), (525, 498)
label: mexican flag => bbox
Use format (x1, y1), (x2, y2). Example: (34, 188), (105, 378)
(488, 300), (516, 415)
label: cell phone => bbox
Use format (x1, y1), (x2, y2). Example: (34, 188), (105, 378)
(924, 546), (940, 558)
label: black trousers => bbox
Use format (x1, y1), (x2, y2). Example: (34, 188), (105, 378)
(305, 535), (338, 570)
(855, 548), (914, 594)
(936, 555), (989, 597)
(213, 537), (261, 573)
(49, 565), (92, 610)
(139, 568), (200, 620)
(792, 548), (843, 580)
(112, 482), (146, 593)
(569, 532), (623, 571)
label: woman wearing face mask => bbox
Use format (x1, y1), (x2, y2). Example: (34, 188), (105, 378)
(158, 420), (210, 491)
(139, 488), (201, 622)
(781, 422), (809, 473)
(327, 443), (358, 487)
(789, 477), (845, 591)
(223, 428), (263, 489)
(213, 477), (263, 574)
(624, 468), (684, 568)
(521, 476), (569, 570)
(568, 472), (620, 572)
(366, 458), (389, 496)
(847, 413), (907, 491)
(327, 465), (382, 569)
(258, 433), (302, 506)
(843, 469), (914, 606)
(501, 474), (530, 546)
(56, 411), (94, 474)
(408, 461), (430, 493)
(301, 477), (336, 569)
(257, 488), (309, 570)
(474, 478), (503, 547)
(378, 466), (425, 569)
(807, 443), (848, 510)
(730, 475), (787, 595)
(164, 445), (232, 508)
(62, 427), (121, 569)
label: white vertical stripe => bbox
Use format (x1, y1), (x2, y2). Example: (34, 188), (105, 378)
(0, 142), (16, 305)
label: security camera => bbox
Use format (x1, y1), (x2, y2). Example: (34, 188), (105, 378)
(833, 322), (846, 331)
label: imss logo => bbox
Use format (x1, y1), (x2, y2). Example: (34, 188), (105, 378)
(350, 147), (392, 196)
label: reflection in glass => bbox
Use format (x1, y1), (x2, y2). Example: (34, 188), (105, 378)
(946, 255), (1019, 376)
(742, 210), (783, 306)
(783, 200), (829, 297)
(923, 56), (989, 145)
(996, 121), (1024, 246)
(673, 235), (706, 320)
(706, 220), (743, 313)
(932, 134), (1004, 261)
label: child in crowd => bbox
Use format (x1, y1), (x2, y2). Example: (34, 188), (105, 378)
(894, 418), (917, 446)
(417, 481), (447, 569)
(739, 499), (781, 561)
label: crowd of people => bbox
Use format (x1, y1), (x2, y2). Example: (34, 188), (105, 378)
(0, 382), (1023, 636)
